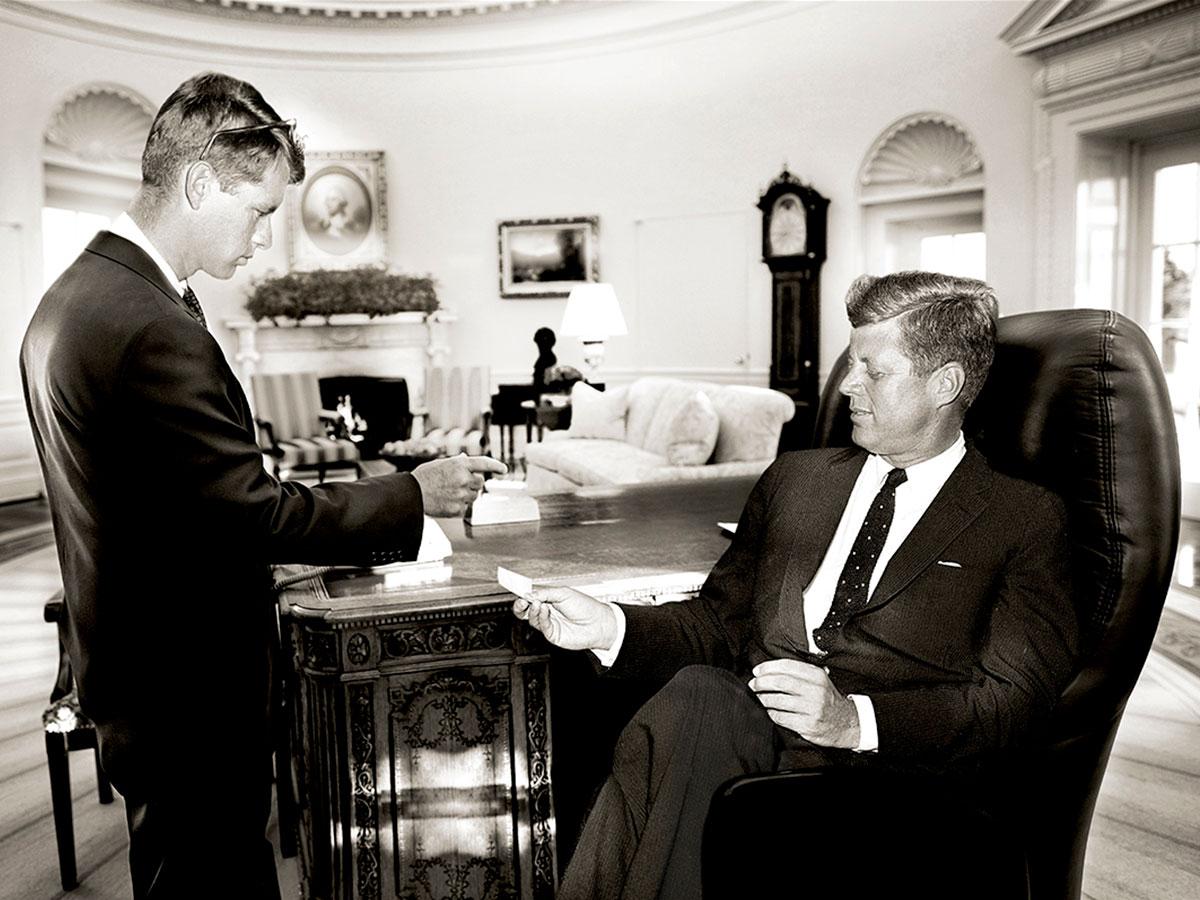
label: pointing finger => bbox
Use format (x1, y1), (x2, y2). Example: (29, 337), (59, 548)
(467, 456), (508, 475)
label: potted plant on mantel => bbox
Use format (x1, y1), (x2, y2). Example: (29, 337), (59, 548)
(245, 266), (439, 326)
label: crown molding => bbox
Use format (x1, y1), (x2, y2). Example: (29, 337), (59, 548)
(1021, 0), (1200, 97)
(1001, 0), (1191, 57)
(150, 0), (561, 27)
(0, 0), (812, 71)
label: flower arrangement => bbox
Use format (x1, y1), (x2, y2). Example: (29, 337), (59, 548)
(245, 266), (438, 323)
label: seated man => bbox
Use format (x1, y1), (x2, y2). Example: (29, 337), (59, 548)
(513, 271), (1079, 900)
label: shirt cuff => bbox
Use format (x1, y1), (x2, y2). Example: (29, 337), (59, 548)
(848, 693), (878, 752)
(589, 602), (627, 668)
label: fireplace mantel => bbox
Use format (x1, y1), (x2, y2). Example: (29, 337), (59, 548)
(225, 311), (456, 413)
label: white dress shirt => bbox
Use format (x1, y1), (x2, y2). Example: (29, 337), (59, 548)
(107, 212), (187, 298)
(594, 432), (968, 754)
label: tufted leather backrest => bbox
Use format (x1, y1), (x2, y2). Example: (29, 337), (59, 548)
(814, 308), (1181, 899)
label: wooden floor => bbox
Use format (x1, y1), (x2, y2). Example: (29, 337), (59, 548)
(0, 513), (1198, 898)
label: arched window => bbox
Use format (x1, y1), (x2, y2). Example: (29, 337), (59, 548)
(42, 83), (153, 289)
(857, 112), (985, 280)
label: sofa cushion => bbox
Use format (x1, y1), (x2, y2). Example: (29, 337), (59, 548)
(638, 381), (713, 455)
(567, 382), (627, 440)
(525, 439), (668, 486)
(665, 390), (720, 466)
(708, 386), (795, 462)
(524, 439), (777, 491)
(624, 378), (675, 450)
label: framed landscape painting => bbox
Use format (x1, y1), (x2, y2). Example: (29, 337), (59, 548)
(289, 150), (387, 269)
(498, 216), (599, 298)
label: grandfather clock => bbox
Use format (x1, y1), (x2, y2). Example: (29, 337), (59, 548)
(757, 168), (828, 450)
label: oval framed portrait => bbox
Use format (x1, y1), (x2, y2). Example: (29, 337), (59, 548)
(301, 166), (371, 256)
(288, 151), (388, 269)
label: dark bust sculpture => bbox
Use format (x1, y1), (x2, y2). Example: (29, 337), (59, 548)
(533, 327), (558, 389)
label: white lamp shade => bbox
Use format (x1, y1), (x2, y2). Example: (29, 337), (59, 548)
(560, 283), (627, 341)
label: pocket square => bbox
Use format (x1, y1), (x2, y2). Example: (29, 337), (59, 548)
(936, 560), (963, 568)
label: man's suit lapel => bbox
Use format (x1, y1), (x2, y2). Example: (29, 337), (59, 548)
(775, 449), (866, 640)
(86, 231), (183, 309)
(85, 231), (257, 435)
(862, 447), (992, 613)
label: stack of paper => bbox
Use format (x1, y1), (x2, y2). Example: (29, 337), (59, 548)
(497, 567), (706, 606)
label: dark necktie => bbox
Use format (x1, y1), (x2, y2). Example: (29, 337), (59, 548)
(181, 284), (207, 329)
(812, 467), (908, 651)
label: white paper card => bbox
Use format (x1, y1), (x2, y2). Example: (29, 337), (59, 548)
(497, 566), (534, 599)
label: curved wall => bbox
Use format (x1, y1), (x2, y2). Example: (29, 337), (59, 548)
(0, 0), (1035, 413)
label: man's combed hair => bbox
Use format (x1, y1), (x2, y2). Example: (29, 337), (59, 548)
(845, 271), (998, 408)
(141, 72), (305, 197)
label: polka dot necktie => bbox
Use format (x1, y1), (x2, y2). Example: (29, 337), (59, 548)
(181, 285), (207, 329)
(813, 467), (908, 651)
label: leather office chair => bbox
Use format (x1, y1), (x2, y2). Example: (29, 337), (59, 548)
(43, 590), (114, 892)
(703, 309), (1181, 899)
(251, 371), (362, 481)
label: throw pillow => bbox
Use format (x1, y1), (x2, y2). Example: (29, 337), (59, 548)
(566, 382), (627, 440)
(665, 390), (720, 466)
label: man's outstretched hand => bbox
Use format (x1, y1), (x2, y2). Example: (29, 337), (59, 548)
(748, 658), (861, 749)
(411, 454), (507, 517)
(512, 586), (619, 652)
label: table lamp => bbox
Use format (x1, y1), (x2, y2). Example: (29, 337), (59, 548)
(560, 283), (627, 381)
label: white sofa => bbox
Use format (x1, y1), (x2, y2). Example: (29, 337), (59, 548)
(523, 377), (795, 493)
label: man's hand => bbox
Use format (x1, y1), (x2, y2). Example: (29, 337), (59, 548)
(748, 658), (861, 749)
(512, 586), (619, 652)
(411, 455), (507, 517)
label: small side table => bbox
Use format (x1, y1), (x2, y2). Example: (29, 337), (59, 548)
(521, 398), (573, 444)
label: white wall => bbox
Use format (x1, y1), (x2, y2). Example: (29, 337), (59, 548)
(0, 0), (1037, 495)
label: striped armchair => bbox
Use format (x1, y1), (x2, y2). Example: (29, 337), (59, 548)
(383, 366), (492, 459)
(251, 372), (361, 481)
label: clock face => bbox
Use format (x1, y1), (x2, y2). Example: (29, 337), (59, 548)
(769, 194), (807, 257)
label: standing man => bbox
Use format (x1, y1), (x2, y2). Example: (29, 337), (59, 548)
(515, 272), (1079, 899)
(21, 72), (504, 898)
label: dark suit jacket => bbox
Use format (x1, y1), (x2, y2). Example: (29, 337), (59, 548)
(21, 232), (424, 789)
(609, 446), (1079, 769)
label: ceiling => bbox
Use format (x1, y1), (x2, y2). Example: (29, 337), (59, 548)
(0, 0), (809, 69)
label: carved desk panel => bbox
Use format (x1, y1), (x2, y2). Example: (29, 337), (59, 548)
(278, 476), (758, 900)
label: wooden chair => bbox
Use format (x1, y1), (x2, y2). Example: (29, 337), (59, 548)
(251, 372), (362, 481)
(42, 590), (113, 892)
(42, 591), (299, 891)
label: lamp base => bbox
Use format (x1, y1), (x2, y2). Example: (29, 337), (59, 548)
(580, 339), (607, 382)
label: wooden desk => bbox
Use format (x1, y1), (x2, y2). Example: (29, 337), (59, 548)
(278, 476), (758, 900)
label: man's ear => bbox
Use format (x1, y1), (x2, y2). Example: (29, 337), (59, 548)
(931, 362), (966, 409)
(183, 162), (218, 211)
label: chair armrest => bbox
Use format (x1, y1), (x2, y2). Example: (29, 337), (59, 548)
(255, 418), (284, 457)
(44, 589), (65, 624)
(703, 767), (1028, 899)
(480, 408), (493, 457)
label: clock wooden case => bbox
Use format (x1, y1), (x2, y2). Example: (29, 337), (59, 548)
(757, 168), (829, 449)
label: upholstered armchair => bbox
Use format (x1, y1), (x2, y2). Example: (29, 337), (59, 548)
(703, 309), (1181, 899)
(384, 365), (492, 459)
(250, 372), (361, 481)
